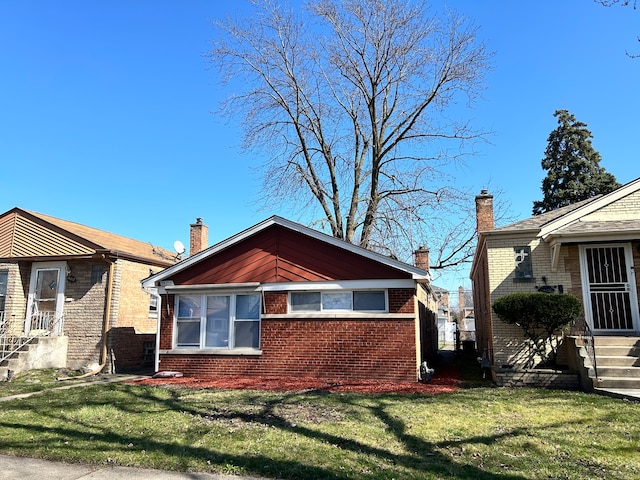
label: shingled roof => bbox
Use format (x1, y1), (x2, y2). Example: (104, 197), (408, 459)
(492, 196), (601, 233)
(0, 207), (176, 267)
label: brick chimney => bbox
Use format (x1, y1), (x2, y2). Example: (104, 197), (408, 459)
(189, 217), (208, 256)
(414, 246), (430, 272)
(475, 189), (494, 233)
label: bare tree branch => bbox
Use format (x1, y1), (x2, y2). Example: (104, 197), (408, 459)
(209, 0), (493, 270)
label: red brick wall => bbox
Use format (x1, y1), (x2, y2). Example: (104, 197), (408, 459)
(264, 291), (287, 314)
(158, 317), (417, 381)
(158, 289), (418, 381)
(109, 327), (155, 372)
(388, 289), (415, 313)
(159, 294), (175, 350)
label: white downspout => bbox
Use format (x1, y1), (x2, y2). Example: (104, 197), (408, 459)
(142, 285), (162, 373)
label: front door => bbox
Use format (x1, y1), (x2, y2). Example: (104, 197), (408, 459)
(580, 244), (639, 332)
(25, 262), (66, 334)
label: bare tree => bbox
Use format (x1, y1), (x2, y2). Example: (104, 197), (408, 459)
(597, 0), (636, 6)
(209, 0), (492, 269)
(596, 0), (639, 57)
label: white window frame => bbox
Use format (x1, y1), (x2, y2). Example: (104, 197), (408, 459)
(25, 261), (66, 334)
(289, 289), (388, 313)
(148, 294), (158, 318)
(173, 292), (261, 350)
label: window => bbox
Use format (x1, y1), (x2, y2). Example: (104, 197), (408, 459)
(91, 264), (106, 285)
(0, 270), (7, 312)
(290, 290), (387, 312)
(148, 295), (158, 317)
(514, 246), (533, 279)
(175, 293), (260, 349)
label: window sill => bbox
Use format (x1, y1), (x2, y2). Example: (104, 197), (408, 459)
(159, 348), (262, 356)
(263, 313), (415, 319)
(513, 277), (535, 283)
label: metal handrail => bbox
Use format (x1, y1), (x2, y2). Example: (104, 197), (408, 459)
(570, 317), (598, 380)
(0, 312), (64, 364)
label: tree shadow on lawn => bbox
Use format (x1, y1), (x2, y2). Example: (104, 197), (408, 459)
(0, 382), (555, 480)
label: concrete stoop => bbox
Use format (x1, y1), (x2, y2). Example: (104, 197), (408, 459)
(592, 336), (640, 390)
(0, 336), (68, 381)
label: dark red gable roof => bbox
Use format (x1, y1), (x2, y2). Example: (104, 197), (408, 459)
(170, 224), (411, 285)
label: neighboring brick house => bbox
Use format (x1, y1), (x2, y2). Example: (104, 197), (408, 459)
(470, 178), (640, 389)
(0, 208), (177, 376)
(142, 216), (437, 382)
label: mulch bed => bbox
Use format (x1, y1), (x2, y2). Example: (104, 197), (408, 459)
(129, 360), (461, 395)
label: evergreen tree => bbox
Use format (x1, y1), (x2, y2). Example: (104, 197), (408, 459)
(532, 109), (620, 215)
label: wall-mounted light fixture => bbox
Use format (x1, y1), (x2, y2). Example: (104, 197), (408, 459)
(66, 266), (76, 283)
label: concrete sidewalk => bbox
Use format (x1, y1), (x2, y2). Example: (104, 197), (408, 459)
(0, 454), (268, 480)
(0, 374), (148, 403)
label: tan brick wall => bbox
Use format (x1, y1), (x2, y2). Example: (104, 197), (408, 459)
(65, 259), (160, 370)
(484, 234), (577, 368)
(108, 259), (161, 371)
(63, 261), (109, 369)
(1, 258), (162, 372)
(112, 260), (157, 334)
(0, 262), (27, 334)
(583, 189), (640, 221)
(471, 242), (493, 357)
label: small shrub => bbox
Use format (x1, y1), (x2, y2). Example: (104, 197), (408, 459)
(492, 293), (582, 367)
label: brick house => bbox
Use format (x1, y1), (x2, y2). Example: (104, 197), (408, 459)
(471, 178), (640, 389)
(142, 216), (437, 382)
(0, 208), (177, 378)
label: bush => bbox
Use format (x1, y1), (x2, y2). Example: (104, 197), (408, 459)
(492, 293), (582, 367)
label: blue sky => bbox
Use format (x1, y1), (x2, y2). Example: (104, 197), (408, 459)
(1, 1), (638, 293)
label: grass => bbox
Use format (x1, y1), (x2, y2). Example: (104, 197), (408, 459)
(0, 360), (639, 479)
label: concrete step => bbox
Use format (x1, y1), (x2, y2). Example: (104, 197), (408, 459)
(0, 344), (34, 366)
(593, 336), (640, 347)
(597, 376), (640, 390)
(595, 346), (640, 357)
(597, 355), (640, 367)
(597, 365), (640, 378)
(0, 353), (23, 367)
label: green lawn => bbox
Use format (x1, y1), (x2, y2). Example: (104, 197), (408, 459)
(0, 369), (639, 479)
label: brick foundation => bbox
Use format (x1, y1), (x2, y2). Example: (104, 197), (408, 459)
(493, 368), (580, 390)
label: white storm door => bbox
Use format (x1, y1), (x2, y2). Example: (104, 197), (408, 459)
(25, 262), (66, 334)
(580, 244), (639, 332)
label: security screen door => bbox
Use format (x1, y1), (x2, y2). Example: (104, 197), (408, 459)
(581, 244), (639, 332)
